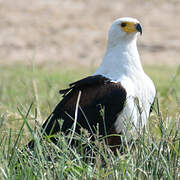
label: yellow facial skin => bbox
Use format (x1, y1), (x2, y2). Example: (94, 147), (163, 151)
(120, 22), (138, 34)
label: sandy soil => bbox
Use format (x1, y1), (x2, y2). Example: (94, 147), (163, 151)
(0, 0), (180, 67)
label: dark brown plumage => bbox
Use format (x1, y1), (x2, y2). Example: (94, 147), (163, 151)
(28, 75), (127, 150)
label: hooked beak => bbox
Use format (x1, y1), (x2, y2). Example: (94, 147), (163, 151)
(136, 23), (142, 35)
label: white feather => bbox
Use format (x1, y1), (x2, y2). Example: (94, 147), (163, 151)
(94, 17), (156, 138)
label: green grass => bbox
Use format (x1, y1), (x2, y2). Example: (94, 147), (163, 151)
(0, 65), (179, 179)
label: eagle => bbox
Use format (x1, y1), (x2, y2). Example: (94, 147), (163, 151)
(28, 17), (156, 152)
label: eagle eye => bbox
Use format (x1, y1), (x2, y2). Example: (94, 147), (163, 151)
(121, 22), (127, 27)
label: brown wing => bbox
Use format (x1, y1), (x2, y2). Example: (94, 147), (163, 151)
(41, 75), (127, 139)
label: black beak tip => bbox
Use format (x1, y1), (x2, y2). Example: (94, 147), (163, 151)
(136, 23), (142, 35)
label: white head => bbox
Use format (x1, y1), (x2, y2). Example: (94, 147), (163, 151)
(107, 17), (142, 48)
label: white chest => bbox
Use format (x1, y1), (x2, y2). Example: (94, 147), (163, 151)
(114, 74), (156, 137)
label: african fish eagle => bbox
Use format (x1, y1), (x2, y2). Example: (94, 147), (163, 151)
(28, 17), (156, 151)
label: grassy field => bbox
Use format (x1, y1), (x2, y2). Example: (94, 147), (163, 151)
(0, 65), (179, 179)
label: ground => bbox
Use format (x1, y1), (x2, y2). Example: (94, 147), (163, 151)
(0, 0), (180, 67)
(0, 1), (180, 178)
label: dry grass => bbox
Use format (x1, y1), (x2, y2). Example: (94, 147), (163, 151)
(0, 0), (180, 67)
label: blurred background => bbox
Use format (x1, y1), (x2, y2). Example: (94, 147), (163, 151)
(0, 1), (180, 177)
(0, 0), (179, 68)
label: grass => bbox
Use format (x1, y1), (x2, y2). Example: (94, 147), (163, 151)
(0, 64), (179, 179)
